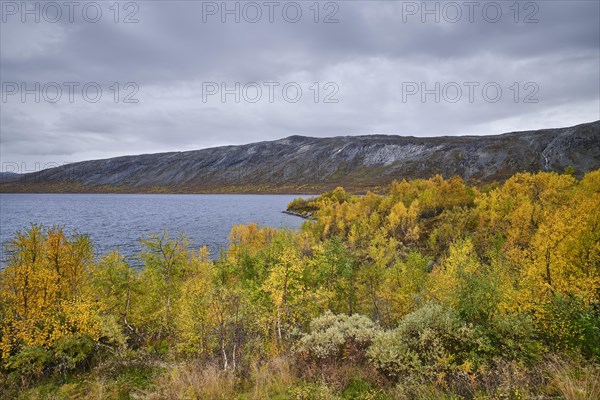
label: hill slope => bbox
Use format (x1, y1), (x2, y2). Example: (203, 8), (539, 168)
(2, 121), (599, 193)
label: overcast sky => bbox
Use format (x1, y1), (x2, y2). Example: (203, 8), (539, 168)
(1, 0), (599, 169)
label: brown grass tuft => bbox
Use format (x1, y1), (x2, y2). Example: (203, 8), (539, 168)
(545, 356), (600, 400)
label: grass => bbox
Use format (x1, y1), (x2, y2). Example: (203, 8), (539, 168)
(5, 355), (600, 399)
(545, 356), (600, 400)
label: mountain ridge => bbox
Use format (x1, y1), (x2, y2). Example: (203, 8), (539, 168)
(2, 120), (599, 194)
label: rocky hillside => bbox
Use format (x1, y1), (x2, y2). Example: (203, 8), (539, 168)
(2, 121), (599, 193)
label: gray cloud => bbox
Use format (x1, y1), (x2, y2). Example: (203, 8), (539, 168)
(1, 0), (599, 169)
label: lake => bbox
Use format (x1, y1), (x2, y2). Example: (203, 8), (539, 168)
(0, 194), (305, 263)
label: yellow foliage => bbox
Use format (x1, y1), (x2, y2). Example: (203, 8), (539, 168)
(0, 226), (99, 358)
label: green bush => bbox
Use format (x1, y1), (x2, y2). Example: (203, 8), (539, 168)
(4, 335), (96, 385)
(53, 335), (96, 376)
(368, 304), (477, 380)
(474, 313), (543, 363)
(542, 293), (600, 358)
(296, 312), (381, 363)
(288, 382), (340, 400)
(6, 346), (53, 379)
(341, 379), (393, 400)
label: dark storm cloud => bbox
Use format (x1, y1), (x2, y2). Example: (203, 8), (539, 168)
(1, 0), (599, 168)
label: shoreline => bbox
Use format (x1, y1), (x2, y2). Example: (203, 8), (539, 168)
(281, 210), (311, 219)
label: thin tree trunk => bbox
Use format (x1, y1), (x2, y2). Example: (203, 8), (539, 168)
(222, 338), (228, 370)
(232, 342), (237, 370)
(277, 310), (282, 343)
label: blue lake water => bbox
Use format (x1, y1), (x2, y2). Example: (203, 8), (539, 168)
(0, 194), (305, 263)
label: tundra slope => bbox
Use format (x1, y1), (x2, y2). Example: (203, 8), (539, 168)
(2, 121), (599, 193)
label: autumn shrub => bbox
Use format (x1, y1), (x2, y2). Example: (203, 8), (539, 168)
(0, 225), (102, 360)
(287, 197), (319, 216)
(296, 312), (381, 364)
(368, 304), (477, 382)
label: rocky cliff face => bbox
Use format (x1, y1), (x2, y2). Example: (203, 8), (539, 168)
(2, 121), (599, 193)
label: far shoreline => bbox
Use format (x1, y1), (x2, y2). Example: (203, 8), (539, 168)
(0, 191), (322, 196)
